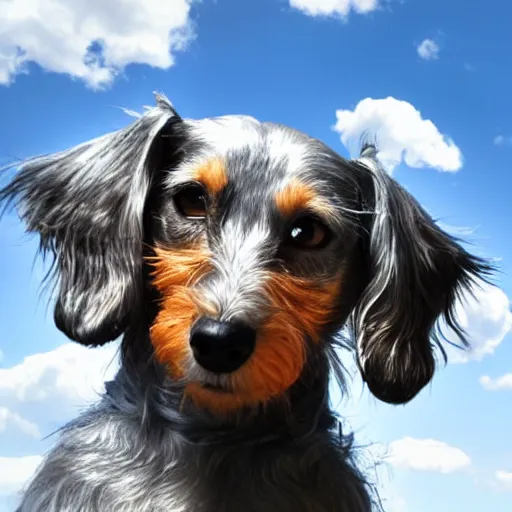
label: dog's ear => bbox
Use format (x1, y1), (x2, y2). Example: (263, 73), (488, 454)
(0, 93), (182, 346)
(351, 145), (493, 405)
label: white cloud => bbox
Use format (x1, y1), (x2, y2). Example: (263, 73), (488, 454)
(0, 455), (43, 496)
(496, 470), (512, 491)
(0, 342), (120, 425)
(0, 0), (196, 89)
(0, 407), (40, 438)
(334, 97), (463, 172)
(335, 99), (510, 364)
(417, 38), (440, 60)
(0, 342), (119, 499)
(386, 437), (471, 474)
(445, 281), (512, 363)
(479, 373), (512, 391)
(289, 0), (379, 18)
(494, 135), (512, 146)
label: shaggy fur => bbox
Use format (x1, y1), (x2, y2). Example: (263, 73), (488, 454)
(0, 93), (492, 511)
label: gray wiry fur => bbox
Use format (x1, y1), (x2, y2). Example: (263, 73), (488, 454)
(15, 359), (372, 512)
(0, 94), (492, 511)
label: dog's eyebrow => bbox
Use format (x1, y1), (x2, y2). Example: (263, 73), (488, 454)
(274, 179), (335, 220)
(192, 158), (228, 194)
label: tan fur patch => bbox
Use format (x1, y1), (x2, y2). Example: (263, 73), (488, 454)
(274, 179), (334, 218)
(192, 158), (228, 195)
(148, 246), (213, 378)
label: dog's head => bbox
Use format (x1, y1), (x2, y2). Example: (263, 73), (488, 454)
(1, 94), (491, 415)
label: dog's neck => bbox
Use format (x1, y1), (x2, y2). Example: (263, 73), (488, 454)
(107, 329), (338, 448)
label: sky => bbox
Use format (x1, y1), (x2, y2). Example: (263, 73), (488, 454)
(0, 0), (511, 510)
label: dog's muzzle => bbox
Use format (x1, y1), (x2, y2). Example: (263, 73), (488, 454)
(190, 317), (256, 373)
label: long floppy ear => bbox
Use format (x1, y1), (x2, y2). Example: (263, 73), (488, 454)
(351, 145), (493, 404)
(0, 93), (182, 346)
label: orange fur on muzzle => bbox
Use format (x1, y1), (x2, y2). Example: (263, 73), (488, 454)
(148, 245), (341, 415)
(148, 246), (212, 379)
(186, 272), (342, 414)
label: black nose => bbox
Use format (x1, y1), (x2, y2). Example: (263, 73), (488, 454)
(190, 318), (256, 374)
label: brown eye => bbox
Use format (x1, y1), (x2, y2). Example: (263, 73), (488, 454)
(174, 186), (207, 219)
(286, 216), (331, 249)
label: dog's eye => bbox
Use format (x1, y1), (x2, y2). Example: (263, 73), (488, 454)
(174, 186), (207, 219)
(286, 216), (331, 249)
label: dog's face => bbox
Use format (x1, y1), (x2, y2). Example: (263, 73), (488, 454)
(147, 117), (363, 413)
(0, 95), (491, 416)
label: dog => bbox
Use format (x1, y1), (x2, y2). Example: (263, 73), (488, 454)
(0, 93), (492, 511)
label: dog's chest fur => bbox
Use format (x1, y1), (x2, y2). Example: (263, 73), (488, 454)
(18, 398), (369, 512)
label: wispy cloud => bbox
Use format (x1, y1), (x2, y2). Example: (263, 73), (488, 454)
(495, 470), (512, 491)
(479, 373), (512, 391)
(0, 408), (40, 439)
(417, 38), (440, 60)
(289, 0), (380, 18)
(494, 135), (512, 146)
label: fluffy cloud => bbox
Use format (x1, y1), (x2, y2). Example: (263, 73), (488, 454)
(0, 408), (40, 439)
(0, 342), (120, 427)
(0, 455), (43, 495)
(289, 0), (379, 18)
(0, 342), (119, 499)
(417, 38), (440, 60)
(386, 438), (471, 474)
(334, 100), (511, 361)
(479, 373), (512, 391)
(334, 97), (463, 172)
(0, 0), (196, 88)
(496, 470), (512, 491)
(445, 281), (512, 363)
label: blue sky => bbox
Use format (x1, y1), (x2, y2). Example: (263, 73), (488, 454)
(0, 0), (511, 510)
